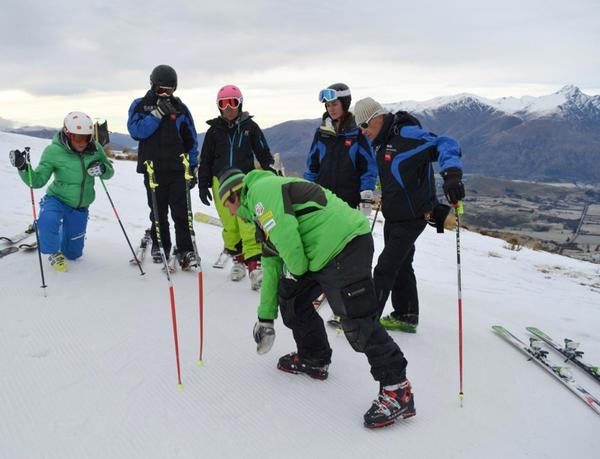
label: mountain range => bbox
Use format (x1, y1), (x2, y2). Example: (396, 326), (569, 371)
(2, 85), (599, 183)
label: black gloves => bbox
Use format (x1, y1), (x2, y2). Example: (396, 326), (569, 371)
(9, 149), (30, 171)
(441, 168), (465, 205)
(87, 160), (106, 177)
(199, 186), (212, 206)
(188, 166), (198, 190)
(152, 98), (178, 118)
(157, 98), (177, 116)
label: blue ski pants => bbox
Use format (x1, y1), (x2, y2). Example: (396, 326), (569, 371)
(37, 195), (89, 259)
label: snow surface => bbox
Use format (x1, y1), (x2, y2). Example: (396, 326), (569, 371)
(1, 131), (599, 459)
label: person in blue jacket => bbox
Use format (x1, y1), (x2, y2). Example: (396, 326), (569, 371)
(354, 97), (465, 333)
(127, 64), (199, 270)
(304, 83), (377, 215)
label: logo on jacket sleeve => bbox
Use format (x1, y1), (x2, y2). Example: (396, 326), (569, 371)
(255, 202), (265, 216)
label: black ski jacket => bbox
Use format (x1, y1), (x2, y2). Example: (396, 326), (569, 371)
(127, 90), (198, 175)
(373, 112), (463, 222)
(304, 113), (377, 208)
(197, 112), (273, 188)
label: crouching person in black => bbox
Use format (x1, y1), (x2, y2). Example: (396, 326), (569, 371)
(217, 168), (416, 429)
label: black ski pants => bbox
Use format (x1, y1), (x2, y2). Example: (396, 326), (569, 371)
(144, 173), (193, 255)
(373, 219), (427, 320)
(279, 234), (408, 386)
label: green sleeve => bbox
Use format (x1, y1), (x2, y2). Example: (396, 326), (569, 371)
(257, 254), (283, 321)
(18, 147), (54, 189)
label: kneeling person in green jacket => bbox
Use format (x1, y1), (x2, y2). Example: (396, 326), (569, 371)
(10, 111), (114, 272)
(218, 168), (416, 429)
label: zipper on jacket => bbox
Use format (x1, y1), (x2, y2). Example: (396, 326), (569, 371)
(77, 154), (86, 209)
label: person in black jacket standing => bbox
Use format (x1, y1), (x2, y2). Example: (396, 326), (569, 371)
(196, 85), (275, 290)
(304, 83), (377, 215)
(127, 64), (199, 270)
(354, 97), (465, 333)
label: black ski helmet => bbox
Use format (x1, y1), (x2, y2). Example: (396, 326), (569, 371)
(150, 65), (178, 91)
(327, 82), (351, 112)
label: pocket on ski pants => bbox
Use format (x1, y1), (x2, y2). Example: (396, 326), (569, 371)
(341, 278), (377, 319)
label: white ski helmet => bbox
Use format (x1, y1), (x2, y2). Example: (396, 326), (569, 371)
(63, 111), (94, 137)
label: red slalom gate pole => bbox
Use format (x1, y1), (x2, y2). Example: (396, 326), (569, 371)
(454, 201), (464, 406)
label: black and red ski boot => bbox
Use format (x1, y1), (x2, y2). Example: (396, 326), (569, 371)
(363, 378), (416, 428)
(277, 352), (329, 380)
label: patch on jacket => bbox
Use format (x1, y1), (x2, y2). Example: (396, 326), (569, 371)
(255, 202), (265, 216)
(344, 139), (352, 147)
(262, 217), (276, 232)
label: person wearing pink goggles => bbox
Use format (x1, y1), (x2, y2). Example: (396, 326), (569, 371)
(196, 84), (277, 290)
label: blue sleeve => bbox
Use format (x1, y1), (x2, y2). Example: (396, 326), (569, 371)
(357, 137), (378, 191)
(181, 108), (199, 168)
(399, 125), (463, 172)
(303, 130), (321, 182)
(127, 98), (161, 140)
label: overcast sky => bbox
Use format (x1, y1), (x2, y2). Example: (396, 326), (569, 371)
(1, 0), (599, 133)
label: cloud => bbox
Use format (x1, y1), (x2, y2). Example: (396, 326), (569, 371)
(0, 0), (599, 130)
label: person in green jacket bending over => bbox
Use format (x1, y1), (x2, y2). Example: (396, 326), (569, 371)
(218, 168), (416, 429)
(10, 111), (114, 272)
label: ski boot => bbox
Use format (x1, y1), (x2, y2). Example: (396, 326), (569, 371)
(151, 243), (162, 264)
(277, 352), (329, 380)
(230, 253), (246, 281)
(178, 251), (199, 271)
(380, 313), (418, 333)
(247, 259), (262, 290)
(48, 252), (68, 272)
(363, 378), (416, 429)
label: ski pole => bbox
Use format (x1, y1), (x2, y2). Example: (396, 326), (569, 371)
(23, 147), (48, 295)
(98, 177), (145, 275)
(181, 153), (205, 365)
(145, 160), (183, 389)
(454, 201), (464, 406)
(370, 204), (380, 233)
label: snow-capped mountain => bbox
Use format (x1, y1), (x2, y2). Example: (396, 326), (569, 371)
(386, 85), (600, 122)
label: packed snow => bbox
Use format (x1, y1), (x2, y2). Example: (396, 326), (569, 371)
(1, 131), (599, 459)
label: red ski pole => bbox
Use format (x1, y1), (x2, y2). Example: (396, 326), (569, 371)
(145, 160), (183, 389)
(454, 201), (464, 406)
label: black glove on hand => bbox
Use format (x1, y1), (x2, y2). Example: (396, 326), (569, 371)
(157, 98), (178, 116)
(9, 149), (30, 171)
(87, 160), (106, 177)
(442, 168), (465, 205)
(187, 166), (198, 190)
(198, 186), (212, 206)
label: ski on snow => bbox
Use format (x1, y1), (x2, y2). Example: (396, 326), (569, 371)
(130, 229), (152, 265)
(0, 242), (38, 259)
(492, 325), (600, 416)
(527, 327), (600, 385)
(0, 224), (35, 245)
